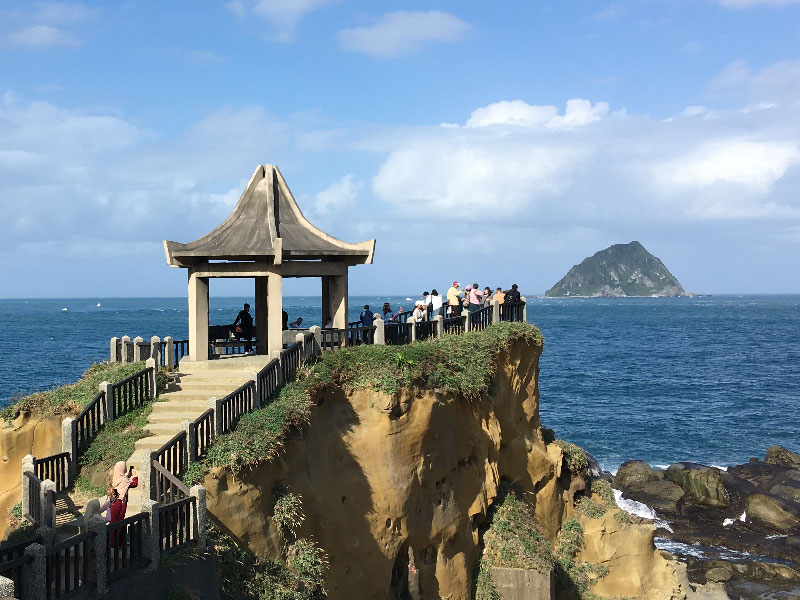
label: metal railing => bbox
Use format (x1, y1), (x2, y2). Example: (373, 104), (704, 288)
(218, 381), (256, 435)
(45, 530), (94, 599)
(34, 452), (70, 493)
(106, 512), (148, 581)
(345, 326), (375, 346)
(280, 341), (302, 381)
(443, 315), (466, 335)
(414, 320), (437, 341)
(256, 359), (280, 407)
(75, 391), (106, 457)
(159, 497), (197, 554)
(111, 367), (152, 418)
(189, 409), (214, 463)
(500, 301), (525, 322)
(469, 305), (493, 332)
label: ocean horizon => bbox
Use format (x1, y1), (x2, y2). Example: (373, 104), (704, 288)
(2, 294), (798, 474)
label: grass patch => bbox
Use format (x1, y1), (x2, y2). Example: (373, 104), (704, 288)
(186, 323), (542, 483)
(1, 361), (150, 422)
(614, 510), (633, 526)
(74, 475), (106, 497)
(78, 403), (152, 475)
(2, 502), (37, 545)
(555, 440), (588, 473)
(575, 497), (607, 519)
(554, 519), (609, 599)
(590, 479), (616, 508)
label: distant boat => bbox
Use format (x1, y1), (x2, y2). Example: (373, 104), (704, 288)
(61, 308), (68, 311)
(405, 297), (412, 301)
(96, 303), (101, 307)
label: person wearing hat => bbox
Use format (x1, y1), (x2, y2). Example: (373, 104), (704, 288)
(446, 281), (462, 317)
(412, 300), (427, 323)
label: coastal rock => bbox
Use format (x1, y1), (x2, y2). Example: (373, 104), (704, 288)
(745, 493), (800, 532)
(765, 446), (800, 470)
(614, 460), (660, 489)
(666, 463), (730, 508)
(629, 479), (686, 514)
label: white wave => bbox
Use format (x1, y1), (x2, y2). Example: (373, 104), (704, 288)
(655, 538), (706, 559)
(766, 534), (787, 539)
(613, 489), (673, 532)
(96, 303), (101, 307)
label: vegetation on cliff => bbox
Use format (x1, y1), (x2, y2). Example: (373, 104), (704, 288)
(185, 322), (543, 483)
(0, 361), (165, 422)
(546, 240), (687, 297)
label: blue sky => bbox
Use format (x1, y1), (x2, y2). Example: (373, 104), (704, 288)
(1, 0), (799, 297)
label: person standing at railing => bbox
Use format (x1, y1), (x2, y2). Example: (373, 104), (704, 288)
(412, 301), (427, 322)
(447, 282), (462, 317)
(360, 305), (374, 326)
(430, 289), (443, 317)
(504, 283), (521, 303)
(232, 303), (255, 354)
(382, 302), (403, 323)
(482, 287), (493, 308)
(468, 284), (483, 312)
(493, 287), (505, 304)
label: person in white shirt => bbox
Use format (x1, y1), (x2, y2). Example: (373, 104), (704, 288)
(412, 301), (427, 322)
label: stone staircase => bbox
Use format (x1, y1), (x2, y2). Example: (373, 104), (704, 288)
(125, 355), (272, 513)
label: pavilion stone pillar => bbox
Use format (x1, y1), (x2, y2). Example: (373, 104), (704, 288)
(255, 276), (268, 355)
(188, 272), (210, 362)
(323, 273), (348, 329)
(267, 272), (283, 355)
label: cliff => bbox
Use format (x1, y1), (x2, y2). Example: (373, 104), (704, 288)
(546, 241), (688, 298)
(201, 327), (711, 599)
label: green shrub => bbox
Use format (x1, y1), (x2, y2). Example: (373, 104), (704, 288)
(614, 510), (633, 526)
(575, 497), (607, 519)
(1, 362), (149, 421)
(590, 479), (616, 508)
(78, 403), (152, 474)
(554, 518), (609, 599)
(74, 476), (106, 497)
(555, 440), (588, 473)
(272, 485), (305, 540)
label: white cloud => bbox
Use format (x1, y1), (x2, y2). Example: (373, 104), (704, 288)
(709, 59), (800, 101)
(339, 11), (470, 58)
(314, 174), (363, 215)
(466, 99), (609, 130)
(594, 3), (623, 21)
(8, 24), (80, 47)
(253, 0), (334, 42)
(226, 1), (246, 20)
(652, 140), (800, 192)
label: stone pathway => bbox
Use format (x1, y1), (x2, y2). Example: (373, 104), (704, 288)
(125, 354), (272, 513)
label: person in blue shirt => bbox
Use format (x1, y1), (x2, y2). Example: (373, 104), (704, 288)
(360, 305), (374, 326)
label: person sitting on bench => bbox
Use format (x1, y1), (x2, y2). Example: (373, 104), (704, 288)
(233, 303), (255, 354)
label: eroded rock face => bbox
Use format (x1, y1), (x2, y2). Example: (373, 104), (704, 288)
(614, 460), (660, 489)
(0, 413), (63, 539)
(765, 446), (800, 470)
(666, 463), (730, 508)
(204, 340), (698, 600)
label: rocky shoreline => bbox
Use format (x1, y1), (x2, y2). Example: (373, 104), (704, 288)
(606, 446), (800, 598)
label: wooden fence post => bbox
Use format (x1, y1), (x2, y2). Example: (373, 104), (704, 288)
(133, 336), (144, 362)
(271, 350), (284, 385)
(89, 516), (108, 595)
(110, 337), (120, 362)
(165, 336), (175, 370)
(146, 358), (158, 399)
(100, 381), (114, 422)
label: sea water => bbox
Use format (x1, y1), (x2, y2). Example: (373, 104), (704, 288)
(1, 295), (797, 472)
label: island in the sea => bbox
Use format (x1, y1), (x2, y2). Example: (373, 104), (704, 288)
(546, 240), (689, 297)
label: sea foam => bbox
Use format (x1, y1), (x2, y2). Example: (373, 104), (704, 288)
(613, 489), (673, 532)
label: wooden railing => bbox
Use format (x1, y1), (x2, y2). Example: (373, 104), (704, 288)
(152, 459), (190, 506)
(34, 452), (70, 493)
(24, 472), (42, 524)
(257, 359), (280, 407)
(385, 322), (412, 346)
(218, 381), (256, 435)
(0, 552), (32, 599)
(45, 530), (94, 599)
(303, 332), (316, 361)
(319, 329), (345, 351)
(173, 339), (189, 365)
(189, 409), (214, 462)
(345, 326), (375, 346)
(414, 320), (437, 341)
(500, 301), (525, 322)
(443, 315), (466, 335)
(111, 367), (152, 418)
(106, 512), (148, 581)
(159, 496), (196, 554)
(75, 391), (106, 456)
(153, 431), (187, 492)
(280, 341), (302, 381)
(469, 305), (493, 332)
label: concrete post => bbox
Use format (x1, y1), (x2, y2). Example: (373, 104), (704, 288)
(37, 525), (53, 547)
(40, 480), (56, 531)
(141, 499), (160, 571)
(255, 276), (268, 355)
(88, 516), (108, 595)
(121, 335), (131, 363)
(464, 308), (471, 332)
(434, 315), (444, 338)
(309, 326), (322, 355)
(61, 417), (77, 486)
(150, 336), (161, 367)
(491, 299), (500, 325)
(146, 357), (157, 399)
(21, 455), (34, 520)
(188, 273), (210, 362)
(267, 272), (283, 357)
(138, 451), (156, 504)
(182, 419), (195, 464)
(23, 543), (46, 600)
(271, 350), (284, 385)
(210, 398), (223, 436)
(0, 574), (14, 599)
(372, 314), (385, 345)
(408, 317), (416, 343)
(100, 381), (114, 422)
(133, 336), (144, 362)
(110, 337), (120, 362)
(165, 336), (175, 370)
(521, 295), (527, 323)
(190, 485), (207, 550)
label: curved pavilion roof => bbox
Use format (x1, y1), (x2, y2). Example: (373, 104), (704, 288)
(164, 165), (375, 267)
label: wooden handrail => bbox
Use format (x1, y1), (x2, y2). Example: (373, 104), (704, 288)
(151, 459), (190, 497)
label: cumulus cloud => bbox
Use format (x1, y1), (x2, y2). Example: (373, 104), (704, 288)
(313, 174), (363, 215)
(227, 0), (334, 42)
(466, 99), (610, 130)
(2, 3), (93, 48)
(8, 24), (80, 47)
(339, 11), (470, 58)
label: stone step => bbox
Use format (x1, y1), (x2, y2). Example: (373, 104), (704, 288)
(147, 412), (208, 425)
(158, 392), (220, 402)
(144, 422), (186, 435)
(150, 400), (210, 413)
(179, 355), (273, 373)
(134, 435), (179, 451)
(167, 380), (253, 392)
